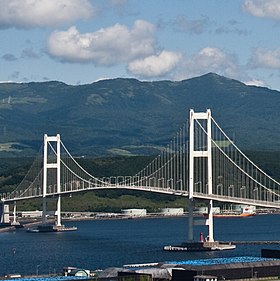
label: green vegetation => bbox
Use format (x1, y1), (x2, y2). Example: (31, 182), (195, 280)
(1, 73), (280, 157)
(60, 191), (187, 213)
(0, 155), (188, 212)
(1, 150), (280, 212)
(1, 73), (280, 212)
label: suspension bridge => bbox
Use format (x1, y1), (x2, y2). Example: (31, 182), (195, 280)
(1, 109), (280, 243)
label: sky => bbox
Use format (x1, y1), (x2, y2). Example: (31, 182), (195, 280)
(1, 0), (280, 90)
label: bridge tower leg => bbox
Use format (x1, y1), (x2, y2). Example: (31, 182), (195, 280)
(189, 109), (214, 242)
(43, 134), (62, 227)
(187, 198), (194, 241)
(12, 202), (17, 224)
(0, 201), (10, 224)
(0, 201), (4, 224)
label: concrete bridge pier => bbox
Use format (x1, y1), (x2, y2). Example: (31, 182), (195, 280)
(206, 199), (214, 242)
(0, 201), (10, 224)
(188, 198), (194, 241)
(12, 201), (17, 224)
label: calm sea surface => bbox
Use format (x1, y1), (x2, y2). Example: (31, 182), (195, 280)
(1, 215), (280, 276)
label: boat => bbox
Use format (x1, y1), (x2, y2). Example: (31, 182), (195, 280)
(204, 212), (255, 218)
(213, 212), (255, 218)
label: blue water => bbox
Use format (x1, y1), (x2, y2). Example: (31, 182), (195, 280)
(1, 215), (280, 276)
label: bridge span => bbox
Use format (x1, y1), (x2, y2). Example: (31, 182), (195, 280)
(1, 109), (280, 242)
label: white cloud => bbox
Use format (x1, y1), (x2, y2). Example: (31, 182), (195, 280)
(47, 20), (156, 65)
(242, 0), (280, 19)
(250, 47), (280, 68)
(176, 47), (239, 80)
(245, 78), (266, 87)
(127, 50), (182, 78)
(0, 0), (95, 29)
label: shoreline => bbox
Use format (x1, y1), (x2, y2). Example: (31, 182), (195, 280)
(0, 213), (188, 232)
(0, 211), (278, 233)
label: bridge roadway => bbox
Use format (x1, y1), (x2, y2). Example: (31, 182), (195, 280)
(2, 110), (280, 243)
(3, 184), (280, 209)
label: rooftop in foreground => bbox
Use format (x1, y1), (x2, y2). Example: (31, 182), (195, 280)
(166, 256), (276, 266)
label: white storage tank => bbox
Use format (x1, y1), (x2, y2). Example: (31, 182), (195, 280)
(196, 207), (208, 215)
(121, 209), (147, 217)
(196, 206), (220, 214)
(159, 208), (184, 216)
(20, 210), (42, 218)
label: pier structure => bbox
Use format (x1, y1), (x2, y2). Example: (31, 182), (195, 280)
(0, 202), (9, 224)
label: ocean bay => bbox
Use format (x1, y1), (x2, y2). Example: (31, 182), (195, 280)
(1, 215), (280, 276)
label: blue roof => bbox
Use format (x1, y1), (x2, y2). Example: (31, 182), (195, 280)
(166, 256), (276, 266)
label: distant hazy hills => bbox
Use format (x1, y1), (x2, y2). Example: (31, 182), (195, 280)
(0, 72), (280, 157)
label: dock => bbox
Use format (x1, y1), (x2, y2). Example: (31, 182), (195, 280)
(164, 241), (236, 251)
(27, 224), (77, 233)
(223, 240), (280, 245)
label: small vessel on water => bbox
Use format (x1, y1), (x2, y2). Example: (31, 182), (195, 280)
(212, 212), (255, 218)
(204, 205), (256, 218)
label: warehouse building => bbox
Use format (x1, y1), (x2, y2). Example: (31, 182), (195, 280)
(120, 256), (280, 281)
(170, 257), (280, 281)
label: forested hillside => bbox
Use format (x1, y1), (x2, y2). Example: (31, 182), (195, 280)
(1, 151), (280, 212)
(0, 73), (280, 157)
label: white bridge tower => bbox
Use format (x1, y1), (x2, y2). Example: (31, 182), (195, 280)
(43, 134), (61, 226)
(189, 109), (214, 242)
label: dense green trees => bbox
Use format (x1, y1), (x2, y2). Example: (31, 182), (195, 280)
(1, 151), (280, 212)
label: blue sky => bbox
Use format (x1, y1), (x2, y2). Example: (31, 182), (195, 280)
(1, 0), (280, 90)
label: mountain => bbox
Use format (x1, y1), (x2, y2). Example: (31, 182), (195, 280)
(0, 73), (280, 157)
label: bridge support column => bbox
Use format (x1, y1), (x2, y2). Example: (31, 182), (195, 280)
(206, 200), (214, 242)
(56, 135), (61, 227)
(188, 199), (194, 241)
(0, 201), (4, 224)
(43, 134), (62, 227)
(56, 196), (61, 227)
(13, 202), (17, 224)
(42, 198), (47, 224)
(189, 109), (214, 242)
(0, 202), (10, 224)
(42, 135), (48, 224)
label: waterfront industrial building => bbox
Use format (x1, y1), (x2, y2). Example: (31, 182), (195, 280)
(114, 256), (280, 281)
(121, 209), (147, 217)
(169, 257), (280, 281)
(4, 256), (280, 281)
(159, 208), (184, 216)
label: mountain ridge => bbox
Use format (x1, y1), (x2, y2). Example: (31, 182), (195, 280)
(0, 73), (279, 157)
